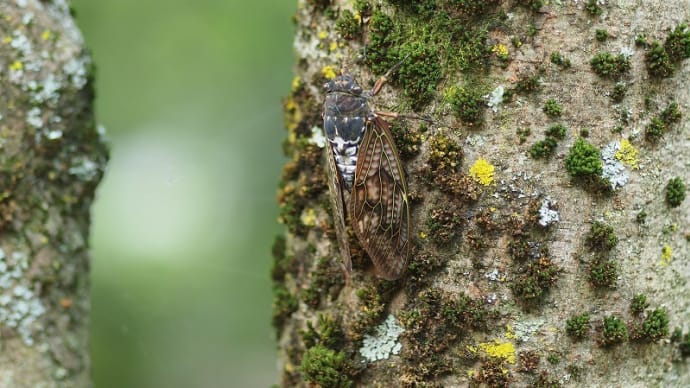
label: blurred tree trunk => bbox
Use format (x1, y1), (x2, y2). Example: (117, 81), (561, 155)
(275, 0), (689, 386)
(0, 1), (107, 386)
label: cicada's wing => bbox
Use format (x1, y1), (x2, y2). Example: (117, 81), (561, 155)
(349, 116), (410, 280)
(324, 143), (352, 275)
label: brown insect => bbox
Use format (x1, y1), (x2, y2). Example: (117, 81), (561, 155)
(321, 62), (410, 280)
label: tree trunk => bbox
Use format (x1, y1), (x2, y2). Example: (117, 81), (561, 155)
(0, 1), (107, 386)
(275, 0), (689, 386)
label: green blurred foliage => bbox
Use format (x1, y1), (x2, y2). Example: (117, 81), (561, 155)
(71, 1), (295, 386)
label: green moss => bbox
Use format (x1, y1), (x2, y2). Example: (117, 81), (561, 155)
(550, 51), (571, 69)
(664, 22), (690, 62)
(636, 209), (647, 224)
(390, 121), (422, 159)
(599, 315), (628, 347)
(543, 99), (562, 118)
(661, 102), (682, 125)
(353, 0), (372, 16)
(511, 257), (560, 306)
(271, 235), (289, 282)
(545, 124), (567, 139)
(631, 308), (669, 342)
(585, 221), (618, 252)
(678, 331), (690, 357)
(588, 256), (618, 288)
(610, 82), (626, 102)
(646, 41), (674, 78)
(301, 314), (345, 350)
(530, 137), (558, 159)
(516, 127), (531, 144)
(299, 345), (353, 388)
(350, 284), (385, 339)
(590, 52), (631, 79)
(363, 4), (504, 110)
(585, 0), (602, 16)
(566, 312), (590, 339)
(635, 33), (649, 47)
(546, 353), (560, 365)
(519, 0), (544, 12)
(272, 285), (299, 331)
(515, 73), (541, 94)
(630, 294), (649, 314)
(396, 41), (443, 110)
(565, 138), (602, 179)
(450, 0), (502, 17)
(645, 116), (666, 143)
(336, 9), (361, 40)
(595, 29), (609, 42)
(665, 177), (686, 208)
(447, 86), (486, 126)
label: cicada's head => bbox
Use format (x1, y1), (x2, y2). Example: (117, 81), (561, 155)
(323, 73), (363, 96)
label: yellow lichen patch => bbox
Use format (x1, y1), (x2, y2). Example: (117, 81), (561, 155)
(419, 231), (427, 239)
(505, 324), (516, 340)
(329, 41), (338, 52)
(321, 65), (337, 80)
(283, 96), (302, 133)
(291, 76), (302, 92)
(615, 139), (639, 169)
(318, 30), (328, 40)
(41, 30), (52, 41)
(492, 43), (509, 59)
(472, 340), (516, 363)
(660, 244), (672, 266)
(3, 36), (12, 44)
(469, 158), (495, 186)
(9, 60), (22, 71)
(300, 208), (317, 227)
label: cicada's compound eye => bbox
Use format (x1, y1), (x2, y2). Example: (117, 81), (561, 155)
(350, 84), (363, 95)
(323, 81), (333, 93)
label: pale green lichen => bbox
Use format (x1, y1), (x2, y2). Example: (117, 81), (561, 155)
(0, 248), (46, 346)
(359, 314), (404, 362)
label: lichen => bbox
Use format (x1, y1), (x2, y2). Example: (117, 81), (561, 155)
(0, 249), (46, 346)
(359, 314), (404, 362)
(469, 158), (495, 186)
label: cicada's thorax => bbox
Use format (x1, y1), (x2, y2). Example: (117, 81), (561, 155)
(323, 75), (372, 190)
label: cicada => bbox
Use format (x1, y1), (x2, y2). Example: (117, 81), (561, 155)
(322, 66), (410, 280)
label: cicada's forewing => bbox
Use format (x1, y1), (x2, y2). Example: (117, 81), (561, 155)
(324, 143), (352, 275)
(349, 116), (410, 280)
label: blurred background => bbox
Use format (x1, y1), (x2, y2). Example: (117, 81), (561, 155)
(71, 1), (295, 386)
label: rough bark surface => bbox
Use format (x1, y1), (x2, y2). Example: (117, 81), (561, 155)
(276, 0), (689, 386)
(0, 1), (107, 386)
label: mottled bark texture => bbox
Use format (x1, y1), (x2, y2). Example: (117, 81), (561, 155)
(0, 1), (107, 386)
(276, 0), (689, 386)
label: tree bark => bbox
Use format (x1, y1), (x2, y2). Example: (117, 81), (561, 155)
(276, 0), (689, 386)
(0, 1), (107, 386)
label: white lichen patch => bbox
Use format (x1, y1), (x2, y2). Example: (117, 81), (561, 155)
(0, 248), (46, 346)
(26, 107), (43, 128)
(538, 198), (559, 227)
(308, 126), (327, 148)
(601, 141), (628, 190)
(360, 314), (404, 362)
(68, 156), (100, 181)
(486, 85), (504, 112)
